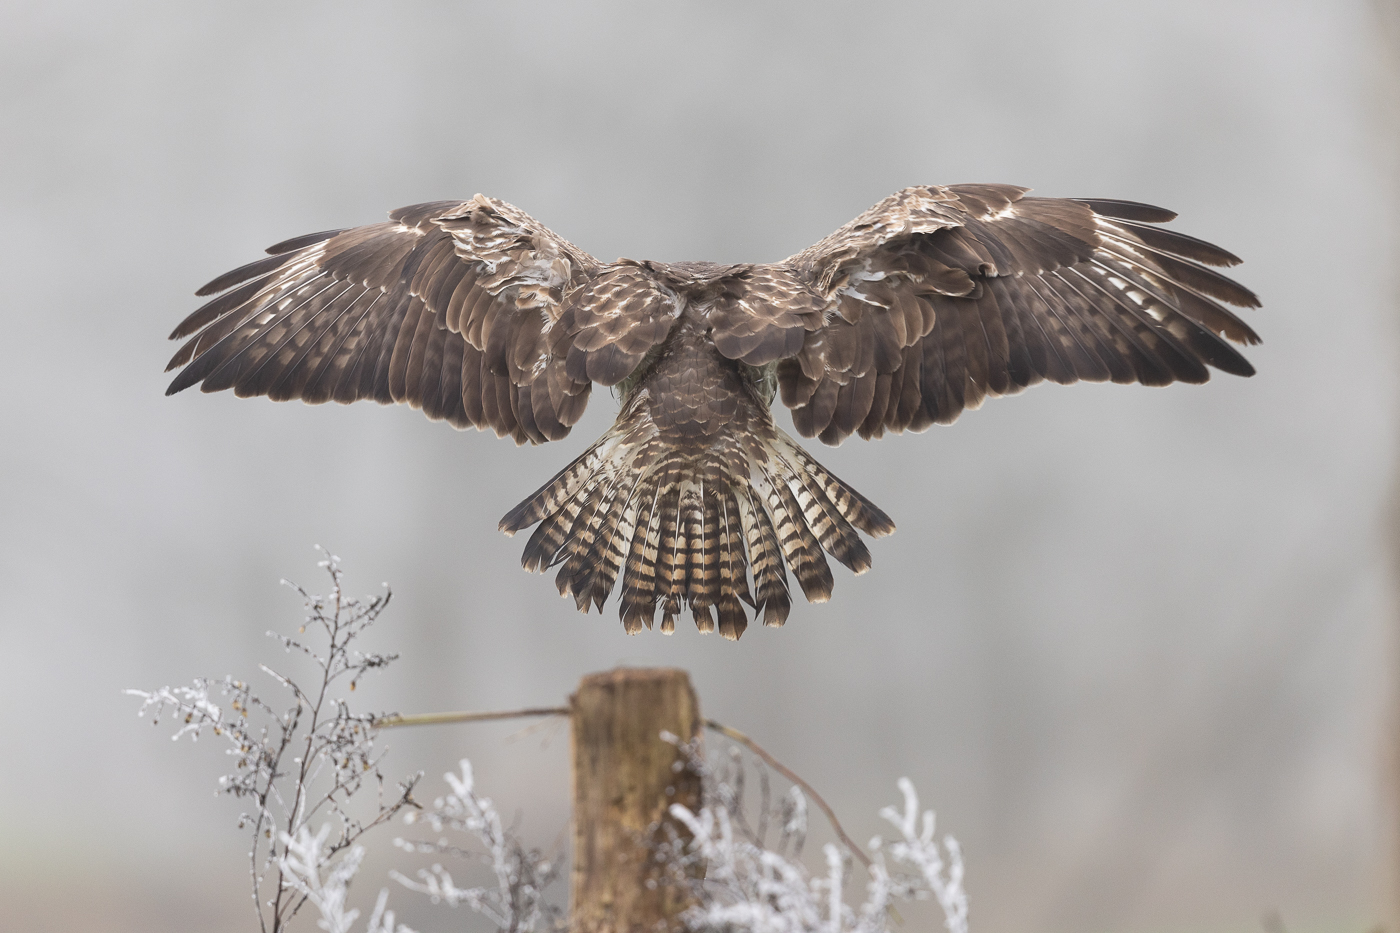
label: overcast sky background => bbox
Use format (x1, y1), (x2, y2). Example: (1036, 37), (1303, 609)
(2, 2), (1396, 932)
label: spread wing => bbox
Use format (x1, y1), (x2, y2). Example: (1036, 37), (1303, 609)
(767, 184), (1261, 445)
(166, 196), (679, 445)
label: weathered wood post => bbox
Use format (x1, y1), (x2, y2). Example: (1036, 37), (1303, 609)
(569, 667), (703, 933)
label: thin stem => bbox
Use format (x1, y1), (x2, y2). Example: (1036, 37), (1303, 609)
(276, 584), (342, 930)
(704, 719), (871, 869)
(373, 707), (569, 729)
(254, 702), (299, 933)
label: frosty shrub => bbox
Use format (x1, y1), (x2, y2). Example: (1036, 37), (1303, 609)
(660, 737), (968, 933)
(127, 551), (421, 933)
(382, 743), (967, 933)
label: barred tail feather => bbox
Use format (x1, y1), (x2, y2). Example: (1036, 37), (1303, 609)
(591, 478), (642, 610)
(519, 487), (587, 572)
(785, 468), (872, 575)
(499, 436), (614, 536)
(554, 470), (629, 611)
(620, 478), (663, 632)
(769, 475), (835, 602)
(773, 434), (896, 539)
(499, 422), (893, 639)
(655, 481), (685, 632)
(736, 485), (791, 627)
(715, 485), (752, 640)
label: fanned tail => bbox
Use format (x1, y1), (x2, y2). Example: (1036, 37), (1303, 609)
(499, 422), (893, 639)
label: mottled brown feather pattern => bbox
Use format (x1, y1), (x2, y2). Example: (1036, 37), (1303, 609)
(167, 195), (599, 446)
(170, 184), (1258, 637)
(783, 184), (1258, 442)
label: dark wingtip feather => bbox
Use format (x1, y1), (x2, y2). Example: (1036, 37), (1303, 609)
(172, 278), (268, 339)
(164, 340), (196, 373)
(1114, 219), (1244, 267)
(168, 316), (197, 342)
(194, 253), (288, 297)
(388, 201), (464, 226)
(165, 348), (225, 395)
(265, 228), (345, 256)
(1073, 198), (1178, 224)
(1175, 290), (1262, 346)
(1182, 327), (1257, 377)
(1148, 252), (1260, 309)
(1219, 354), (1256, 378)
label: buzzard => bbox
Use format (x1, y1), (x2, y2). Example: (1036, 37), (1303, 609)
(167, 184), (1258, 639)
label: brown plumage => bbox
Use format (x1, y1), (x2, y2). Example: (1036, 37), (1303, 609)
(167, 185), (1260, 639)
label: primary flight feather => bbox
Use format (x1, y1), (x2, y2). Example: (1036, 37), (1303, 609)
(167, 184), (1259, 639)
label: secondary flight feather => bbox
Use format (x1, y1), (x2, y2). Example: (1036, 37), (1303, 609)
(167, 184), (1259, 639)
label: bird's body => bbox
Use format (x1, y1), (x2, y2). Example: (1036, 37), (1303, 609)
(500, 273), (893, 638)
(167, 184), (1259, 639)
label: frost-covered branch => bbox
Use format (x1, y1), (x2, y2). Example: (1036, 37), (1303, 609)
(127, 550), (420, 933)
(391, 759), (564, 933)
(279, 823), (418, 933)
(662, 739), (968, 933)
(873, 778), (967, 933)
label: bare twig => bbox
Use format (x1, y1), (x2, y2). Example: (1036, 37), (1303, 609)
(705, 718), (871, 869)
(373, 707), (569, 729)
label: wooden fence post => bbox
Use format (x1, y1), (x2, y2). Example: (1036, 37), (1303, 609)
(569, 667), (703, 933)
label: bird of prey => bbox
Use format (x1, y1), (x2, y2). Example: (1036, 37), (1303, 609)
(166, 184), (1258, 640)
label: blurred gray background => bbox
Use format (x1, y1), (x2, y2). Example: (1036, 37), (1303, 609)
(2, 1), (1395, 931)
